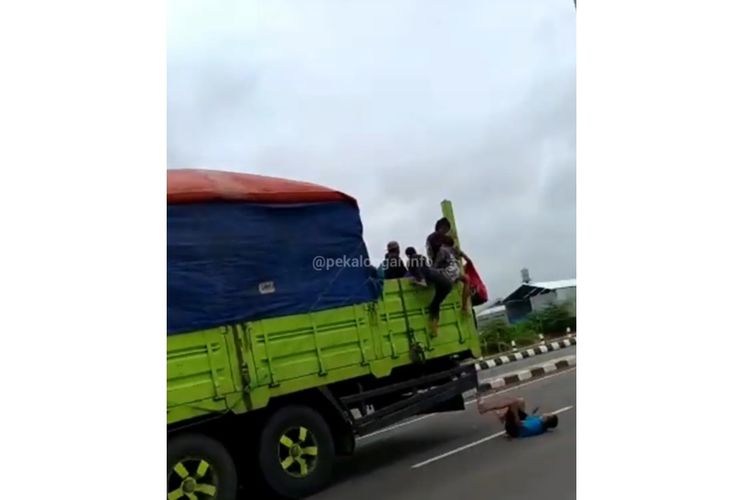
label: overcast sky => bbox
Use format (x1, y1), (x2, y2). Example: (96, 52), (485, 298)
(168, 0), (576, 300)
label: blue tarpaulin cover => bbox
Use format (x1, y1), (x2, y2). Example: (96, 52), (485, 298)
(167, 201), (379, 335)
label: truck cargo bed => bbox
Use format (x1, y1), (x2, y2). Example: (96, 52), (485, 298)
(167, 278), (479, 425)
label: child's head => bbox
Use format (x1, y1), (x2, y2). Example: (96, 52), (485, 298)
(405, 247), (417, 257)
(442, 236), (455, 247)
(542, 414), (559, 430)
(435, 217), (451, 234)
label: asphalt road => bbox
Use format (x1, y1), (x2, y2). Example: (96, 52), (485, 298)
(312, 366), (576, 500)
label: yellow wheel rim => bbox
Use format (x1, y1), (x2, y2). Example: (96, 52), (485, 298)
(277, 426), (319, 478)
(167, 458), (218, 499)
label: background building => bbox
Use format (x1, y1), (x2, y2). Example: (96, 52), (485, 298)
(475, 299), (508, 330)
(502, 278), (576, 324)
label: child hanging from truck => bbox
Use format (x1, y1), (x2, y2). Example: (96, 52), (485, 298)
(420, 235), (473, 336)
(432, 236), (472, 310)
(426, 217), (452, 263)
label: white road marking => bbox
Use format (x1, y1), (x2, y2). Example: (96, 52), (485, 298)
(410, 405), (576, 469)
(539, 345), (549, 353)
(551, 405), (574, 415)
(411, 431), (508, 469)
(357, 414), (435, 440)
(358, 367), (577, 441)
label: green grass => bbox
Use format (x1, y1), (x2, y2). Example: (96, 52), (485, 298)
(478, 302), (575, 356)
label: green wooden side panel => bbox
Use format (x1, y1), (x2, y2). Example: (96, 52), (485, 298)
(167, 327), (245, 423)
(380, 279), (472, 358)
(167, 282), (480, 425)
(248, 304), (375, 385)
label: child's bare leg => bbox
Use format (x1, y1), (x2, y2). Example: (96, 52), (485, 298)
(517, 397), (526, 413)
(493, 408), (508, 422)
(460, 276), (471, 314)
(478, 396), (522, 415)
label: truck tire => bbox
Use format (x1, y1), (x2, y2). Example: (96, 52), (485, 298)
(258, 405), (336, 499)
(167, 433), (237, 500)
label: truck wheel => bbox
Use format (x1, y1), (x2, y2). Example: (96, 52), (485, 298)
(258, 405), (336, 498)
(167, 434), (237, 500)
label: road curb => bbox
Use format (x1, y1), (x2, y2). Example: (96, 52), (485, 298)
(474, 336), (576, 372)
(478, 355), (576, 392)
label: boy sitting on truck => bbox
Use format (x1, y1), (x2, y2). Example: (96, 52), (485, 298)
(478, 396), (559, 438)
(378, 240), (408, 279)
(405, 246), (429, 286)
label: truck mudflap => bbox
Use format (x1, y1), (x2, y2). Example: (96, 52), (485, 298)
(340, 363), (479, 436)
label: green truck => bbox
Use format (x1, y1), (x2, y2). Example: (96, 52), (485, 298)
(167, 169), (481, 499)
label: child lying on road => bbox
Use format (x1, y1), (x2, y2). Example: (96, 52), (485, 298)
(478, 396), (558, 438)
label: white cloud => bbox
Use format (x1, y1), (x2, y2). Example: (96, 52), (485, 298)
(168, 0), (576, 298)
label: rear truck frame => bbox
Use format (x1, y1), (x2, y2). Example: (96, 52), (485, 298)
(167, 201), (481, 500)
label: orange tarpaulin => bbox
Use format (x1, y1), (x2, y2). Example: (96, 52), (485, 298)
(167, 169), (357, 205)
